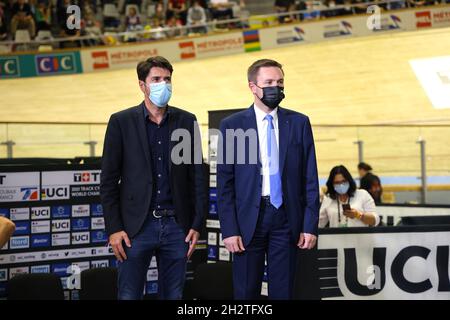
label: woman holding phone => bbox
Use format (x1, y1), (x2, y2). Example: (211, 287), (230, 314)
(319, 165), (380, 228)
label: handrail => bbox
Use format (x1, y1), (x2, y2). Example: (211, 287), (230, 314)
(1, 121), (450, 128)
(0, 0), (429, 46)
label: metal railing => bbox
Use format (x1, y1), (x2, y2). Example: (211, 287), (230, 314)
(1, 121), (450, 204)
(0, 0), (436, 50)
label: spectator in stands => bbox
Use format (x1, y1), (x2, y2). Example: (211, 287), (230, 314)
(57, 0), (71, 30)
(0, 4), (8, 40)
(187, 0), (207, 34)
(83, 3), (103, 45)
(165, 14), (183, 37)
(406, 0), (427, 7)
(59, 13), (81, 48)
(319, 165), (380, 228)
(11, 0), (36, 38)
(126, 6), (142, 30)
(322, 0), (342, 18)
(34, 0), (51, 32)
(0, 216), (15, 249)
(167, 0), (187, 25)
(274, 0), (295, 23)
(154, 0), (167, 22)
(386, 0), (406, 10)
(302, 0), (323, 20)
(360, 172), (383, 205)
(352, 0), (368, 14)
(210, 0), (234, 20)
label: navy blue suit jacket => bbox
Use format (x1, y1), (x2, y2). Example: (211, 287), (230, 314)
(217, 105), (320, 246)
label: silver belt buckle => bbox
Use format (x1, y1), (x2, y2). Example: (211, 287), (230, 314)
(152, 210), (162, 218)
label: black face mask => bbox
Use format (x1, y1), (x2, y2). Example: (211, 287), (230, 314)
(256, 85), (285, 109)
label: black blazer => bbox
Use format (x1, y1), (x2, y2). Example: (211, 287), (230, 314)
(100, 102), (207, 238)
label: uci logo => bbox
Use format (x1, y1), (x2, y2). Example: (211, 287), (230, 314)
(331, 245), (450, 297)
(42, 187), (69, 199)
(72, 233), (89, 243)
(52, 220), (70, 231)
(31, 208), (50, 219)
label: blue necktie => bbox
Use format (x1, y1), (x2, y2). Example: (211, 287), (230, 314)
(264, 114), (283, 208)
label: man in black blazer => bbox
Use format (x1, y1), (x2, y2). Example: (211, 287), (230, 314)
(100, 56), (207, 300)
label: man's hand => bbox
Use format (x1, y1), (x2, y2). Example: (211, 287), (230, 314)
(223, 236), (245, 253)
(298, 233), (317, 250)
(109, 231), (131, 262)
(185, 229), (200, 259)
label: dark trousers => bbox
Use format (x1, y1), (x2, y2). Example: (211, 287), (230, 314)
(117, 215), (188, 300)
(232, 199), (298, 299)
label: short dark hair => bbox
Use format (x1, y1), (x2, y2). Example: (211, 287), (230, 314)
(137, 56), (173, 82)
(325, 165), (357, 200)
(247, 59), (284, 83)
(358, 162), (373, 171)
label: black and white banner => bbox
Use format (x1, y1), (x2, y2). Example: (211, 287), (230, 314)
(318, 229), (450, 299)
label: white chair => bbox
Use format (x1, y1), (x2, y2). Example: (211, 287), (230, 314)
(0, 44), (11, 53)
(14, 30), (31, 43)
(147, 4), (156, 17)
(35, 30), (53, 41)
(103, 3), (119, 18)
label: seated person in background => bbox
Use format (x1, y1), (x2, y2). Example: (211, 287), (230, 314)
(0, 216), (15, 249)
(11, 0), (36, 38)
(126, 6), (142, 30)
(322, 0), (341, 18)
(319, 165), (380, 228)
(167, 0), (187, 25)
(406, 0), (427, 7)
(154, 0), (167, 21)
(59, 13), (81, 48)
(302, 1), (323, 20)
(360, 172), (383, 205)
(386, 0), (406, 10)
(274, 0), (295, 23)
(0, 7), (7, 41)
(210, 0), (234, 20)
(351, 0), (368, 14)
(165, 14), (183, 37)
(322, 0), (352, 17)
(187, 0), (207, 34)
(34, 0), (52, 32)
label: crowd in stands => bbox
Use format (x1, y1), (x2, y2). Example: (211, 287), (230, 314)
(275, 0), (450, 22)
(0, 0), (449, 50)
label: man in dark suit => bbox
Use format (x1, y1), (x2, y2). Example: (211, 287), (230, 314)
(100, 56), (207, 300)
(217, 59), (320, 299)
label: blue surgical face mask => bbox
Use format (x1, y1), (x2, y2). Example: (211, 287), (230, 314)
(148, 82), (172, 108)
(334, 182), (350, 195)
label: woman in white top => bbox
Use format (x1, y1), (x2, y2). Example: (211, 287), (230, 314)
(319, 165), (380, 228)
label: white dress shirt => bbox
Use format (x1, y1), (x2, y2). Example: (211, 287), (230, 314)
(319, 189), (380, 228)
(254, 105), (279, 197)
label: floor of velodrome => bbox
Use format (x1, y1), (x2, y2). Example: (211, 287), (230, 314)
(1, 26), (450, 181)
